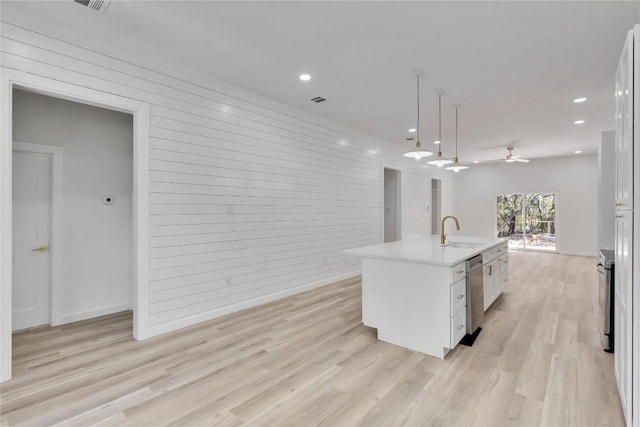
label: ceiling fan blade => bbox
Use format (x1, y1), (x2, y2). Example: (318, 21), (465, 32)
(514, 157), (530, 163)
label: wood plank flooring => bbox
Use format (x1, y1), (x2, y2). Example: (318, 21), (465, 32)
(0, 252), (625, 426)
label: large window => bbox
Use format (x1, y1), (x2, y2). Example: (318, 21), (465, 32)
(497, 193), (556, 251)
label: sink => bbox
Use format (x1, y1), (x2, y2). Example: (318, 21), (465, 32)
(443, 241), (483, 249)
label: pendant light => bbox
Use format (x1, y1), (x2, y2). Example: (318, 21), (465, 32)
(446, 105), (469, 173)
(404, 72), (433, 160)
(428, 91), (453, 167)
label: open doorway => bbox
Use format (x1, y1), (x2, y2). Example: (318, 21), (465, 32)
(431, 178), (442, 235)
(1, 70), (150, 382)
(12, 90), (133, 330)
(383, 168), (402, 243)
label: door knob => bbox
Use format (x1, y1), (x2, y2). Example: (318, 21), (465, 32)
(31, 245), (49, 253)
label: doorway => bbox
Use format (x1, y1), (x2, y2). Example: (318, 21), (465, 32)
(1, 70), (150, 382)
(383, 168), (402, 243)
(431, 178), (442, 235)
(12, 86), (136, 332)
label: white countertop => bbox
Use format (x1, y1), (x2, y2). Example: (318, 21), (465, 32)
(342, 235), (507, 266)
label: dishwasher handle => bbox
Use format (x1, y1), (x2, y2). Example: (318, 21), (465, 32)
(466, 254), (483, 270)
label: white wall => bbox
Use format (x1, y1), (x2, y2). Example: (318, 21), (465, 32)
(598, 130), (616, 250)
(455, 155), (598, 256)
(12, 89), (133, 323)
(1, 4), (456, 336)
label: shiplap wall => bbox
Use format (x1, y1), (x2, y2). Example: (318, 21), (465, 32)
(1, 9), (456, 335)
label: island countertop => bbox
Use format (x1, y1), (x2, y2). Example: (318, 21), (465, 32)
(342, 235), (507, 267)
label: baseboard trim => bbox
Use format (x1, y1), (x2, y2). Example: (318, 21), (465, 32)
(557, 250), (598, 257)
(57, 303), (131, 326)
(148, 271), (361, 338)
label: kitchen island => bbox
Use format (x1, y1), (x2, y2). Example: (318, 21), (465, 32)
(343, 235), (508, 359)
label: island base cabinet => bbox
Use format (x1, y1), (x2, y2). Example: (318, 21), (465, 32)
(483, 243), (508, 310)
(361, 258), (464, 359)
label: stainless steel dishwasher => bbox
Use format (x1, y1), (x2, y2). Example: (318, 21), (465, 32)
(461, 254), (484, 346)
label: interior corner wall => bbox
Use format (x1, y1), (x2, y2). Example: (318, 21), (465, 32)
(12, 89), (133, 324)
(1, 6), (456, 337)
(454, 154), (598, 256)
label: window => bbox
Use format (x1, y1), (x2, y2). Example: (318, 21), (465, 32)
(497, 193), (556, 251)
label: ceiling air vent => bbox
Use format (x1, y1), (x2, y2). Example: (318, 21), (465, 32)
(405, 137), (415, 141)
(310, 96), (326, 103)
(74, 0), (111, 14)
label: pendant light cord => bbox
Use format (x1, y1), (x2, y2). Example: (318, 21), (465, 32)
(455, 107), (458, 158)
(416, 74), (420, 144)
(438, 93), (442, 143)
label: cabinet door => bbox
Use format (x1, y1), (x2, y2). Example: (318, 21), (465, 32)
(483, 260), (496, 310)
(614, 211), (632, 419)
(496, 254), (508, 296)
(615, 30), (634, 209)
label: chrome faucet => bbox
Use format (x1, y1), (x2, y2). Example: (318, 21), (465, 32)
(441, 215), (460, 245)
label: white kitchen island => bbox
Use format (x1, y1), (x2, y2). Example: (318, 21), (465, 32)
(343, 235), (508, 359)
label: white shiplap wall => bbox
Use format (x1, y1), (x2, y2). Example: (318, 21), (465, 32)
(1, 9), (456, 335)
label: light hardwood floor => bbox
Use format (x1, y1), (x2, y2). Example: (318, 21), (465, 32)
(0, 252), (625, 426)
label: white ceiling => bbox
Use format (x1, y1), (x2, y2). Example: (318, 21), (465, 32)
(6, 1), (640, 162)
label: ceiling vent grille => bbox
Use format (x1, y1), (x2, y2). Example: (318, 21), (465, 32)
(310, 96), (326, 103)
(74, 0), (111, 14)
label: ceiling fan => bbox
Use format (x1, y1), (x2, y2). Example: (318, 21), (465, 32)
(505, 146), (530, 163)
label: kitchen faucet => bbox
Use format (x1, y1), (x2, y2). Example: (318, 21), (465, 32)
(441, 215), (460, 245)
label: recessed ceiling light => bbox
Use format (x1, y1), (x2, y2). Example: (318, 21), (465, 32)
(574, 120), (585, 124)
(434, 140), (441, 144)
(574, 150), (582, 154)
(574, 97), (587, 103)
(473, 160), (479, 163)
(299, 74), (311, 81)
(408, 128), (416, 133)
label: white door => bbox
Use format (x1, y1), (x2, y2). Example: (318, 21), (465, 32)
(12, 151), (52, 331)
(614, 210), (632, 422)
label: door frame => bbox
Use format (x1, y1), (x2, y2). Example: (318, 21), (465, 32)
(1, 69), (151, 382)
(381, 166), (402, 242)
(12, 141), (63, 327)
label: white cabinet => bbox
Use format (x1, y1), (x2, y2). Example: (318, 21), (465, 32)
(615, 31), (634, 210)
(615, 210), (632, 422)
(449, 262), (467, 348)
(483, 242), (508, 310)
(350, 237), (507, 359)
(614, 25), (637, 427)
(360, 257), (467, 359)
